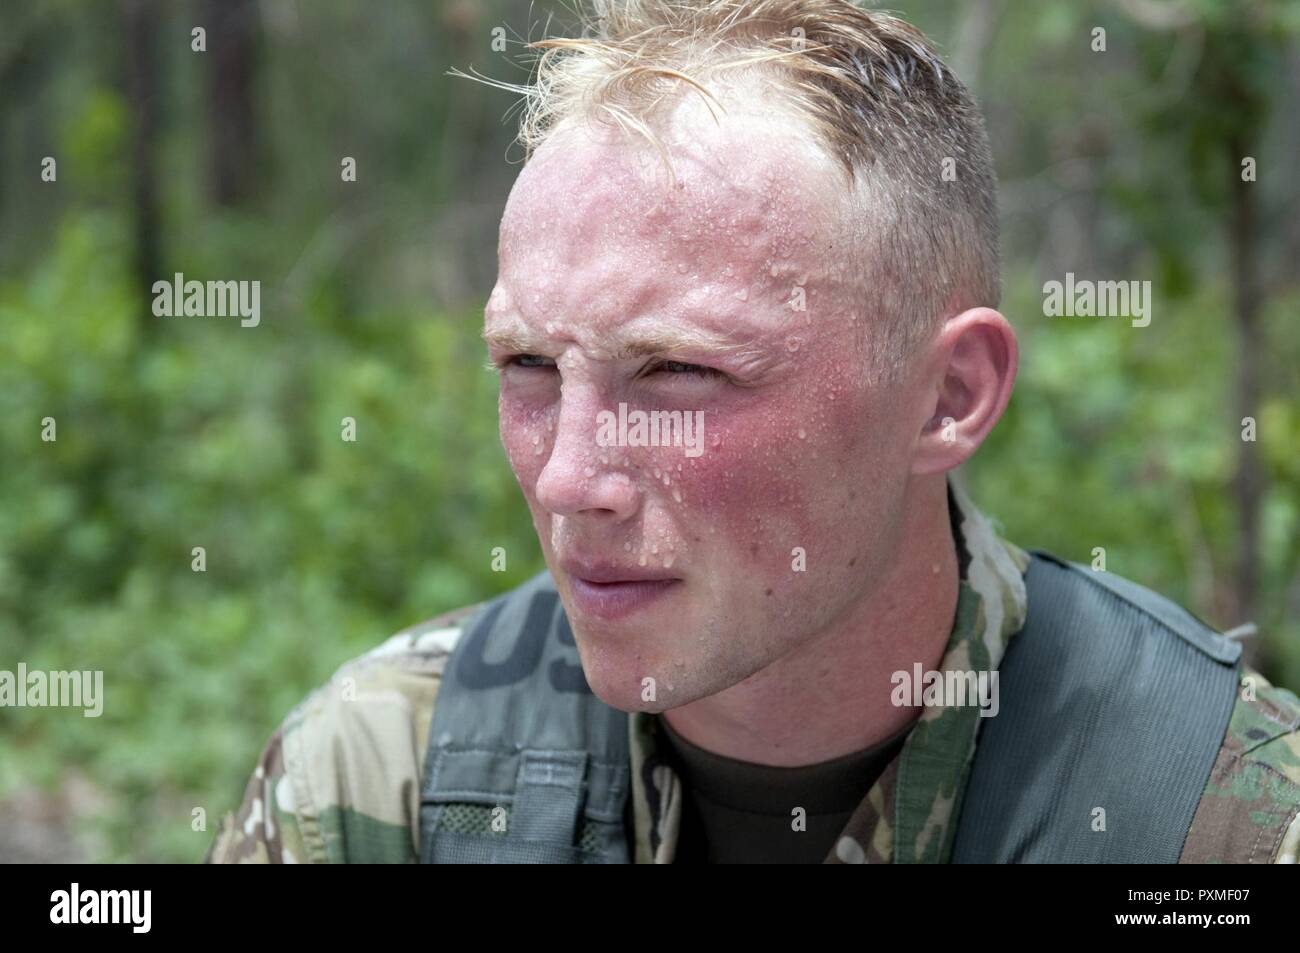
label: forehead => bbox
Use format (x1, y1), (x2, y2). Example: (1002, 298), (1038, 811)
(491, 95), (855, 342)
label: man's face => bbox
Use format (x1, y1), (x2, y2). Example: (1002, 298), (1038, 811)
(485, 97), (927, 712)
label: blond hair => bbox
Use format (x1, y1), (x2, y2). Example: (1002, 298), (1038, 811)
(472, 1), (1000, 371)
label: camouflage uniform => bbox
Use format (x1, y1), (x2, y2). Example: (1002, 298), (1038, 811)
(205, 486), (1300, 864)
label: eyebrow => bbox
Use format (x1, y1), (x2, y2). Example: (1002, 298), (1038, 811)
(482, 322), (750, 360)
(481, 328), (535, 353)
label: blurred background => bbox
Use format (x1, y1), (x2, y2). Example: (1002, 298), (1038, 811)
(0, 0), (1296, 862)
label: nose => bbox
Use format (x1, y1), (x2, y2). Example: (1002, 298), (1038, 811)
(534, 385), (639, 522)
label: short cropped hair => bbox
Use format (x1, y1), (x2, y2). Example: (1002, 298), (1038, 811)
(489, 1), (1000, 373)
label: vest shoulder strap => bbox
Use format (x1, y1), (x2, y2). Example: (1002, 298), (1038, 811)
(417, 571), (630, 864)
(951, 551), (1242, 863)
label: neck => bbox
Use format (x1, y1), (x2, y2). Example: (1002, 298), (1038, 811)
(662, 474), (959, 766)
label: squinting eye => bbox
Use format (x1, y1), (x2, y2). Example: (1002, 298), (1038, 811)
(506, 354), (555, 369)
(654, 360), (723, 379)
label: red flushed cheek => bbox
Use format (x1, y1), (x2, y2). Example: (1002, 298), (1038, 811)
(499, 392), (557, 493)
(663, 411), (818, 562)
(661, 364), (874, 589)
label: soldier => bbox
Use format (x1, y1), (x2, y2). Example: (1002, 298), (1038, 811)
(207, 0), (1300, 864)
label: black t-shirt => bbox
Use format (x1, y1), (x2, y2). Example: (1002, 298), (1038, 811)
(657, 714), (911, 863)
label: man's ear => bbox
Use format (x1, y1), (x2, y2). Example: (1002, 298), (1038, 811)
(911, 307), (1018, 476)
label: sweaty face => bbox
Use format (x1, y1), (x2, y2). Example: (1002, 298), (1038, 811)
(486, 97), (921, 712)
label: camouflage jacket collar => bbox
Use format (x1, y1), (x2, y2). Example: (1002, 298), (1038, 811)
(628, 476), (1031, 863)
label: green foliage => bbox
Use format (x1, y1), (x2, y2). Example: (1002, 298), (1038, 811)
(0, 213), (541, 861)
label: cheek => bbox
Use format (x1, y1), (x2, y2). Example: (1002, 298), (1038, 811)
(668, 373), (879, 572)
(670, 412), (818, 554)
(498, 389), (557, 494)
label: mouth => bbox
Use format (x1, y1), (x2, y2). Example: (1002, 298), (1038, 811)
(559, 560), (682, 621)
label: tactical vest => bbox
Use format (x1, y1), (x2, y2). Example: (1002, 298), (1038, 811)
(417, 552), (1242, 863)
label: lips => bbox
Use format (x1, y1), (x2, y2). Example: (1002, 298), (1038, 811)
(559, 558), (681, 620)
(560, 559), (677, 584)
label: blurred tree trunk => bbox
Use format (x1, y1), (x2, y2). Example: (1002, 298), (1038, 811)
(205, 0), (259, 206)
(1228, 126), (1264, 669)
(1207, 22), (1273, 670)
(123, 0), (161, 335)
(951, 0), (1000, 93)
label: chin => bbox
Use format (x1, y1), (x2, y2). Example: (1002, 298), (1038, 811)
(580, 666), (654, 713)
(573, 638), (642, 706)
(572, 637), (673, 713)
